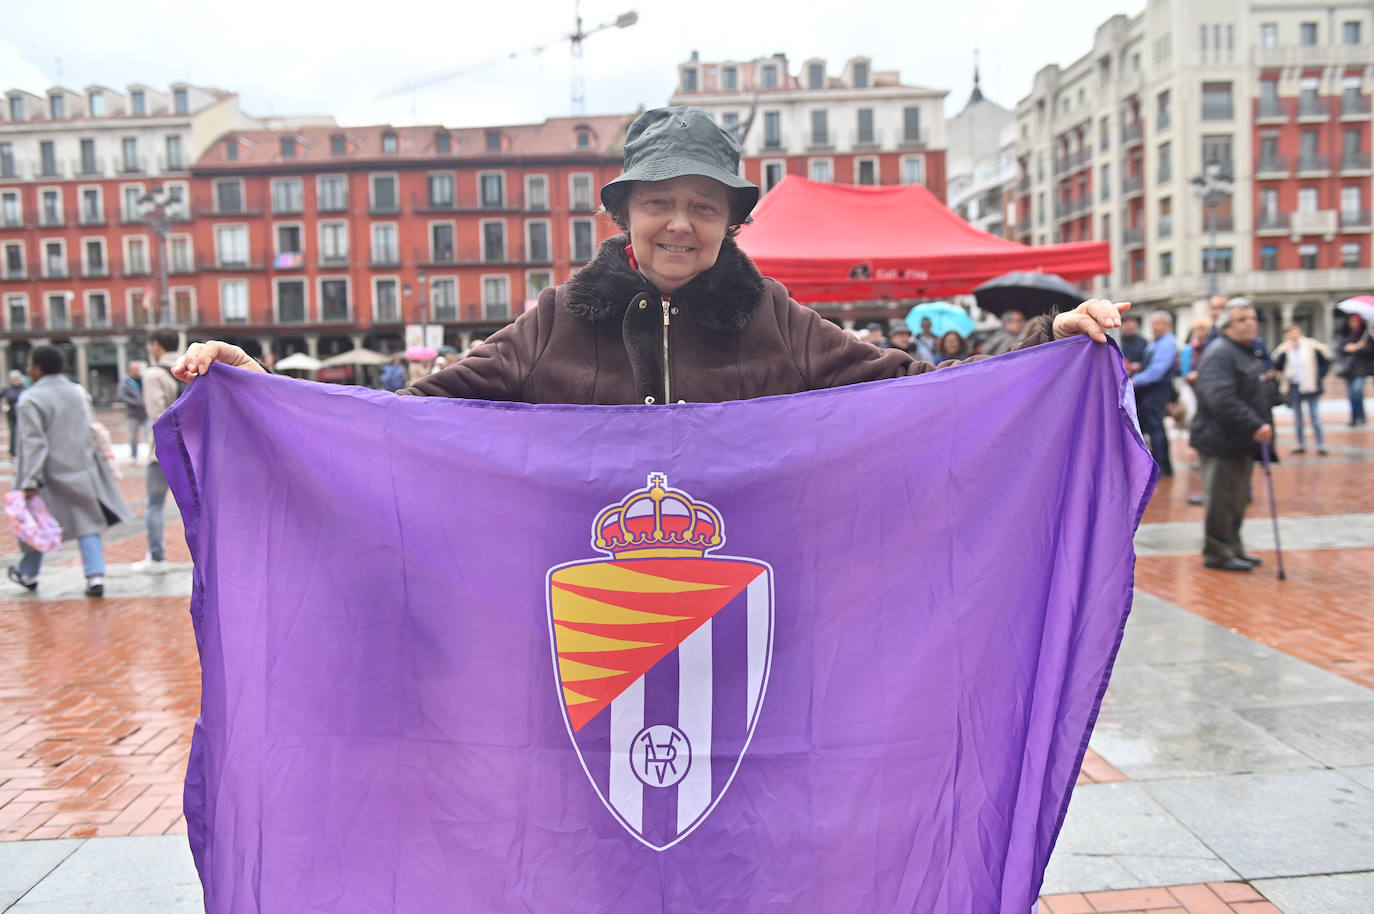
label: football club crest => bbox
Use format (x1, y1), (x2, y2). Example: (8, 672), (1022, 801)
(547, 473), (774, 851)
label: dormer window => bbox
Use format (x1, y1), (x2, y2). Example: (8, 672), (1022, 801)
(722, 66), (737, 90)
(807, 63), (824, 90)
(382, 132), (398, 154)
(853, 61), (869, 88)
(225, 139), (238, 161)
(281, 137), (296, 158)
(435, 132), (451, 153)
(577, 130), (590, 149)
(330, 134), (346, 156)
(8, 97), (22, 120)
(761, 65), (778, 89)
(486, 130), (502, 151)
(49, 95), (65, 119)
(89, 91), (105, 117)
(131, 90), (145, 115)
(173, 88), (188, 114)
(681, 68), (698, 92)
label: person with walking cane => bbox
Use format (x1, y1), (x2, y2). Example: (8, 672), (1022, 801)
(1189, 300), (1274, 572)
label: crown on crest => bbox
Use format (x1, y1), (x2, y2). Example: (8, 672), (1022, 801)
(592, 474), (725, 559)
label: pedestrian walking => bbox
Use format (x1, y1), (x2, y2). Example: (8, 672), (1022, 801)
(132, 328), (182, 575)
(1335, 312), (1372, 426)
(8, 346), (131, 596)
(116, 361), (148, 460)
(1132, 312), (1179, 477)
(3, 370), (26, 458)
(1272, 323), (1334, 455)
(1189, 301), (1273, 572)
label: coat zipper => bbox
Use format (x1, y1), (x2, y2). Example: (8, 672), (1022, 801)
(662, 295), (672, 405)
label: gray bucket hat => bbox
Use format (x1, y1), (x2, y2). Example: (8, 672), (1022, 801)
(601, 106), (760, 225)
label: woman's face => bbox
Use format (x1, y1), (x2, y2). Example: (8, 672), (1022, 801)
(626, 176), (732, 295)
(939, 332), (962, 355)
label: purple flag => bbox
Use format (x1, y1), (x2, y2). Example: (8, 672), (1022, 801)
(157, 337), (1155, 914)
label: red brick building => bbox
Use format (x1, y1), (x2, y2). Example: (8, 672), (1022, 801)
(186, 116), (631, 363)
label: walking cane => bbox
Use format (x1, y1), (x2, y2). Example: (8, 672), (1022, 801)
(1260, 441), (1286, 581)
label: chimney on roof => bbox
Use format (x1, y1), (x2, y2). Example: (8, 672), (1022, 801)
(690, 50), (699, 61)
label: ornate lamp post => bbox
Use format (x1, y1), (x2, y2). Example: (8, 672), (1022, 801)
(136, 186), (184, 326)
(1190, 162), (1234, 297)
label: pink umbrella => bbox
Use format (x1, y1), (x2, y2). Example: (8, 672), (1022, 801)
(1336, 295), (1374, 323)
(405, 345), (438, 361)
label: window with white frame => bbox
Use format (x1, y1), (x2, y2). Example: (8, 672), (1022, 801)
(370, 174), (398, 211)
(809, 159), (833, 182)
(1298, 242), (1319, 269)
(83, 238), (106, 276)
(319, 221), (348, 263)
(760, 65), (778, 89)
(526, 174), (549, 210)
(318, 175), (347, 211)
(80, 187), (102, 223)
(526, 270), (552, 302)
(214, 179), (243, 213)
(571, 218), (594, 262)
(570, 173), (593, 210)
(215, 225), (248, 266)
(430, 222), (455, 262)
(87, 290), (111, 327)
(221, 279), (249, 323)
(5, 293), (27, 330)
(479, 172), (505, 207)
(271, 178), (303, 214)
(172, 287), (194, 324)
(169, 235), (192, 270)
(526, 220), (551, 262)
(1, 190), (21, 228)
(1260, 23), (1277, 47)
(3, 241), (24, 279)
(482, 220), (506, 262)
(166, 135), (184, 170)
(47, 292), (71, 329)
(274, 224), (303, 256)
(121, 136), (140, 172)
(120, 184), (143, 222)
(1341, 185), (1362, 218)
(431, 277), (458, 320)
(371, 223), (399, 265)
(41, 189), (62, 226)
(43, 240), (66, 277)
(1341, 241), (1362, 268)
(482, 275), (510, 319)
(128, 288), (150, 326)
(276, 279), (306, 322)
(374, 278), (399, 322)
(163, 181), (187, 214)
(320, 278), (349, 321)
(428, 173), (455, 207)
(125, 236), (149, 274)
(1298, 187), (1319, 213)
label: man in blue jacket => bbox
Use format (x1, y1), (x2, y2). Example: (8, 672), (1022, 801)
(1133, 312), (1178, 476)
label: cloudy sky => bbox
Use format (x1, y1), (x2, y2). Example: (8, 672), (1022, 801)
(2, 0), (1131, 128)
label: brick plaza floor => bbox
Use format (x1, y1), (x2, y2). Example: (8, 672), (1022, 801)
(0, 399), (1370, 912)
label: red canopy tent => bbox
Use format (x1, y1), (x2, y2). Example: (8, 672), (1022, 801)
(736, 176), (1110, 303)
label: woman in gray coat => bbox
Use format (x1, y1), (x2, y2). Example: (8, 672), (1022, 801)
(10, 346), (131, 597)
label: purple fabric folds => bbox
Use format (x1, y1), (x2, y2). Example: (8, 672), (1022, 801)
(156, 337), (1155, 914)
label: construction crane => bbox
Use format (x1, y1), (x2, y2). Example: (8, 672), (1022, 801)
(375, 2), (638, 115)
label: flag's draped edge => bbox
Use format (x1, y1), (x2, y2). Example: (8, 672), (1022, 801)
(153, 338), (1156, 914)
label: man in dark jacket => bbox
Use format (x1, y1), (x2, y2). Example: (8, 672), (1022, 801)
(116, 361), (147, 459)
(1189, 300), (1273, 571)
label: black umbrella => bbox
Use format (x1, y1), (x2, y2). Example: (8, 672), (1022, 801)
(972, 271), (1087, 318)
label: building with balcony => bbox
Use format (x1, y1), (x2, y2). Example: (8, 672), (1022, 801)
(180, 115), (629, 366)
(668, 51), (948, 201)
(0, 81), (334, 397)
(1012, 2), (1373, 341)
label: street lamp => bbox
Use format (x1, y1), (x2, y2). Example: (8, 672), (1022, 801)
(136, 186), (184, 326)
(1190, 162), (1234, 297)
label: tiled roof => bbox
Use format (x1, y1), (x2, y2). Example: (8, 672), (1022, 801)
(194, 113), (635, 168)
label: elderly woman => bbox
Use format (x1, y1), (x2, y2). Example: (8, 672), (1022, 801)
(175, 107), (1126, 400)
